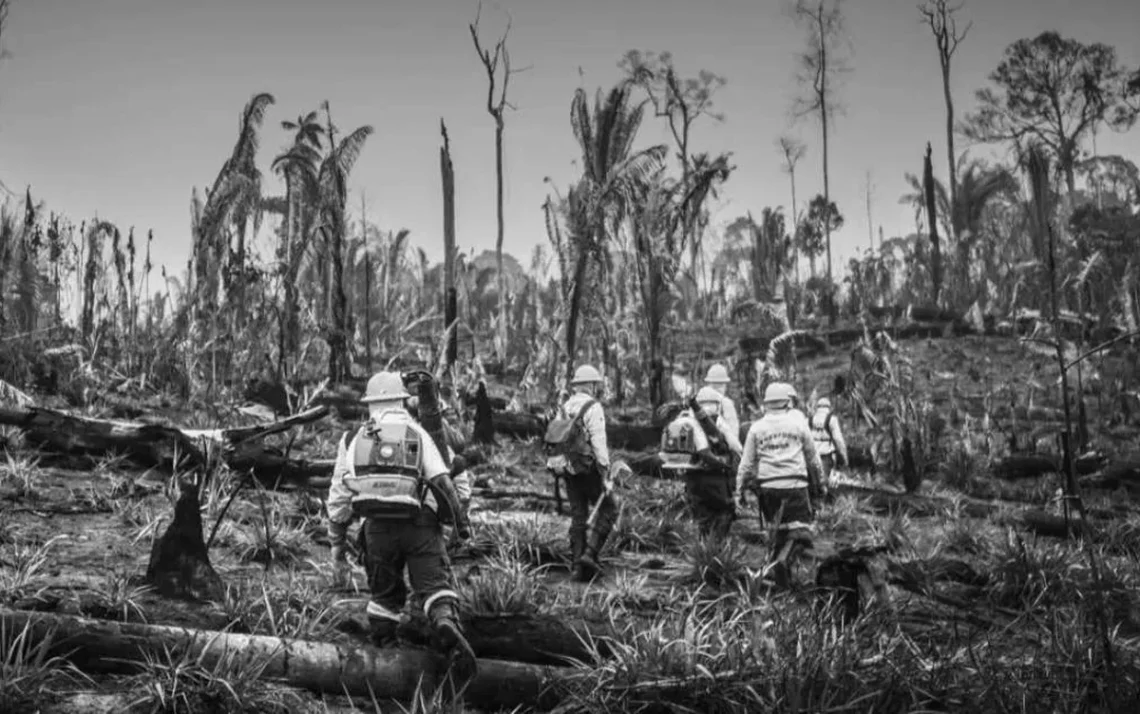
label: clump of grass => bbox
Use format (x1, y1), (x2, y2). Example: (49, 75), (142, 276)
(0, 453), (43, 500)
(125, 645), (303, 714)
(937, 443), (985, 492)
(462, 552), (554, 616)
(0, 535), (62, 598)
(608, 507), (688, 554)
(941, 518), (994, 557)
(682, 536), (753, 593)
(986, 533), (1083, 610)
(468, 514), (565, 567)
(86, 568), (151, 623)
(231, 497), (313, 568)
(220, 575), (338, 640)
(0, 620), (89, 714)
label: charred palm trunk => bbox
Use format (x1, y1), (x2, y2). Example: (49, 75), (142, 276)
(923, 143), (942, 305)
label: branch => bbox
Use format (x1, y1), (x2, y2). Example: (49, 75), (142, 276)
(1064, 329), (1140, 372)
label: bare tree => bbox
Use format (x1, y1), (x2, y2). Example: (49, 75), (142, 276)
(777, 136), (807, 288)
(470, 4), (526, 363)
(919, 0), (971, 241)
(789, 0), (851, 326)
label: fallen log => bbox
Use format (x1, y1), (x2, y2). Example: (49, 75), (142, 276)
(381, 612), (615, 666)
(1081, 460), (1140, 494)
(0, 607), (565, 711)
(0, 405), (331, 475)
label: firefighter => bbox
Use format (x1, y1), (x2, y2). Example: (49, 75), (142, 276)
(325, 371), (475, 672)
(546, 364), (618, 582)
(703, 363), (740, 437)
(809, 397), (848, 485)
(659, 386), (743, 540)
(736, 382), (825, 586)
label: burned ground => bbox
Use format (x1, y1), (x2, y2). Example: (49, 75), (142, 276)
(2, 334), (1140, 713)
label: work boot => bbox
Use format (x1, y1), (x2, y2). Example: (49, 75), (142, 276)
(368, 616), (400, 648)
(427, 598), (477, 683)
(576, 547), (602, 582)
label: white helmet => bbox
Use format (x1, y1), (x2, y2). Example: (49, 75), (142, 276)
(570, 364), (603, 385)
(695, 386), (722, 414)
(361, 371), (411, 403)
(704, 364), (731, 384)
(762, 382), (797, 405)
(817, 397), (832, 409)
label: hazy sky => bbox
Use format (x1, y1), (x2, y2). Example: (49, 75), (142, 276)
(1, 0), (1137, 283)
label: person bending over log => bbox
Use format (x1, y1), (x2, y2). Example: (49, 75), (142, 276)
(736, 382), (825, 587)
(659, 387), (743, 540)
(544, 365), (619, 582)
(326, 371), (476, 676)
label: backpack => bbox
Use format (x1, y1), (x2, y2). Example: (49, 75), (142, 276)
(811, 411), (835, 446)
(544, 399), (598, 476)
(659, 415), (700, 474)
(343, 421), (426, 517)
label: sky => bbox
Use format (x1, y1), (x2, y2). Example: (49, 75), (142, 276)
(0, 0), (1138, 285)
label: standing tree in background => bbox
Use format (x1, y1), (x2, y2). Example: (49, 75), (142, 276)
(619, 50), (727, 276)
(470, 4), (525, 363)
(777, 135), (807, 289)
(919, 0), (971, 242)
(314, 101), (373, 383)
(801, 194), (843, 284)
(963, 32), (1137, 196)
(922, 142), (943, 304)
(789, 0), (851, 326)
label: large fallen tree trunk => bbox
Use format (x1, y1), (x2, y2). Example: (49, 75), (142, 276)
(0, 405), (329, 471)
(0, 405), (333, 488)
(0, 607), (566, 711)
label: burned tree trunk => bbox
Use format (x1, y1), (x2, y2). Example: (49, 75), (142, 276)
(144, 440), (224, 601)
(441, 120), (459, 369)
(473, 381), (495, 445)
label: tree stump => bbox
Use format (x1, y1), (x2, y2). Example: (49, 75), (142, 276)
(473, 381), (495, 445)
(144, 475), (224, 602)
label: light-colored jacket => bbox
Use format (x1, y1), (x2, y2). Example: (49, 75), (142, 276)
(326, 409), (449, 526)
(810, 407), (848, 462)
(562, 391), (609, 470)
(718, 394), (740, 440)
(736, 407), (823, 493)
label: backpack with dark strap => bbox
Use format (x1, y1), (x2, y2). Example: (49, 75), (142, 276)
(659, 415), (701, 475)
(544, 398), (598, 477)
(342, 421), (426, 518)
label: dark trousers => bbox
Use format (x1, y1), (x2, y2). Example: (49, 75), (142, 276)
(684, 471), (734, 540)
(757, 487), (815, 573)
(565, 468), (617, 559)
(820, 453), (835, 481)
(363, 509), (453, 617)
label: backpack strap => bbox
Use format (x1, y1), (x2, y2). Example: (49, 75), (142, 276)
(574, 399), (597, 426)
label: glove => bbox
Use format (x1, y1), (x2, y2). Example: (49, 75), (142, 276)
(734, 490), (747, 509)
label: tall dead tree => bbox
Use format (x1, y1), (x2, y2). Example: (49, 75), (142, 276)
(923, 142), (943, 303)
(919, 0), (971, 241)
(440, 120), (458, 370)
(777, 136), (807, 290)
(790, 0), (851, 326)
(470, 5), (524, 364)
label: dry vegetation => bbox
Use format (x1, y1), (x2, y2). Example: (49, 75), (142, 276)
(2, 0), (1140, 712)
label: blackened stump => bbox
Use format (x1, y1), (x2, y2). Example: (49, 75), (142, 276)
(145, 475), (223, 602)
